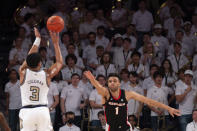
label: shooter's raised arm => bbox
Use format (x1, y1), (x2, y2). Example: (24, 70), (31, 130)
(46, 31), (63, 79)
(19, 27), (41, 75)
(84, 71), (108, 97)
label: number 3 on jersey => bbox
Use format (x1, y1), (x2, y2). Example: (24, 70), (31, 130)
(30, 86), (40, 101)
(115, 107), (119, 115)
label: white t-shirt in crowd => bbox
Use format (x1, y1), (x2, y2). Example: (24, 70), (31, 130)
(78, 80), (93, 98)
(79, 19), (98, 35)
(96, 64), (117, 77)
(83, 44), (97, 64)
(47, 82), (59, 113)
(61, 84), (87, 116)
(95, 36), (109, 49)
(147, 85), (173, 116)
(125, 84), (143, 115)
(120, 81), (130, 90)
(61, 67), (82, 81)
(89, 89), (103, 121)
(122, 34), (137, 49)
(4, 80), (21, 109)
(186, 121), (197, 131)
(59, 124), (80, 131)
(52, 80), (68, 93)
(167, 53), (189, 73)
(132, 10), (153, 32)
(175, 82), (197, 115)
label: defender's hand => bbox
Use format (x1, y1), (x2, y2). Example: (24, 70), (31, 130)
(84, 71), (95, 80)
(168, 108), (181, 117)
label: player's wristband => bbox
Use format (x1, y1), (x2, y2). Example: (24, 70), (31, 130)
(33, 37), (41, 47)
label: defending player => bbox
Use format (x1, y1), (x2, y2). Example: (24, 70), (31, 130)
(18, 28), (63, 131)
(84, 71), (180, 131)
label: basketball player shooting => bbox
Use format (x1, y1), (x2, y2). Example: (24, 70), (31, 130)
(18, 27), (63, 131)
(84, 71), (181, 131)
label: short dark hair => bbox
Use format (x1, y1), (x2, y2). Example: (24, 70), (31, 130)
(61, 32), (70, 42)
(100, 52), (112, 64)
(97, 25), (105, 30)
(131, 51), (141, 58)
(96, 74), (106, 80)
(97, 110), (104, 117)
(123, 38), (131, 43)
(174, 41), (182, 47)
(192, 109), (197, 114)
(71, 73), (80, 79)
(88, 32), (96, 37)
(129, 71), (138, 78)
(65, 54), (77, 65)
(96, 45), (104, 50)
(26, 53), (41, 68)
(150, 64), (159, 71)
(107, 73), (120, 81)
(65, 111), (75, 117)
(153, 71), (164, 79)
(120, 68), (129, 75)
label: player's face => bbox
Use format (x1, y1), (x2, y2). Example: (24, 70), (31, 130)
(108, 77), (120, 92)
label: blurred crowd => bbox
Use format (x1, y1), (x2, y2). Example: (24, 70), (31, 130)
(2, 0), (197, 131)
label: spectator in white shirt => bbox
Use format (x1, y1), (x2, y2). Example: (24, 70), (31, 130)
(67, 44), (84, 70)
(8, 37), (27, 71)
(78, 69), (93, 98)
(17, 26), (32, 52)
(95, 26), (109, 49)
(191, 14), (197, 35)
(160, 59), (177, 87)
(60, 73), (87, 128)
(96, 52), (117, 77)
(71, 31), (84, 56)
(167, 42), (189, 73)
(111, 0), (128, 29)
(52, 71), (68, 93)
(106, 33), (123, 54)
(61, 54), (82, 83)
(39, 47), (53, 69)
(88, 45), (104, 72)
(60, 32), (79, 63)
(89, 75), (106, 127)
(120, 69), (130, 89)
(141, 42), (160, 77)
(113, 38), (133, 72)
(95, 9), (112, 28)
(127, 51), (145, 79)
(142, 64), (159, 96)
(147, 71), (174, 131)
(186, 109), (197, 131)
(122, 24), (137, 50)
(47, 82), (59, 125)
(5, 69), (21, 131)
(79, 11), (98, 39)
(83, 32), (98, 66)
(175, 70), (197, 131)
(138, 33), (151, 56)
(151, 24), (169, 61)
(21, 13), (35, 37)
(59, 111), (80, 131)
(125, 72), (143, 116)
(167, 17), (183, 44)
(132, 0), (154, 49)
(183, 21), (195, 57)
(192, 54), (197, 71)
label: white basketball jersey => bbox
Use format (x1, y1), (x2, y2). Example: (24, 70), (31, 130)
(20, 69), (49, 106)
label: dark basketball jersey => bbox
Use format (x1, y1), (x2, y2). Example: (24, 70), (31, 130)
(104, 89), (131, 131)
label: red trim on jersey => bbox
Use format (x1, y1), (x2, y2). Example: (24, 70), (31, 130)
(126, 104), (132, 131)
(112, 89), (121, 100)
(104, 105), (110, 131)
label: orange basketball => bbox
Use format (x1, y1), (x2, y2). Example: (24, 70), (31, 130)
(47, 16), (64, 32)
